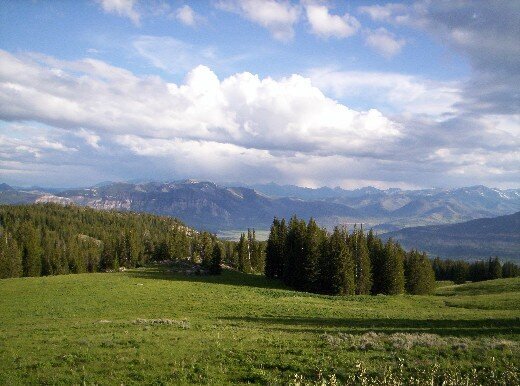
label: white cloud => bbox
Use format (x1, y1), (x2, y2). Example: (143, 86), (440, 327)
(0, 49), (400, 158)
(305, 3), (360, 39)
(175, 5), (199, 27)
(216, 0), (300, 41)
(96, 0), (141, 26)
(76, 128), (101, 149)
(1, 48), (518, 189)
(364, 28), (405, 58)
(308, 67), (461, 118)
(358, 3), (412, 25)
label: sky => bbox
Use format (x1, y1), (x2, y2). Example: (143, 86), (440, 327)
(0, 0), (518, 189)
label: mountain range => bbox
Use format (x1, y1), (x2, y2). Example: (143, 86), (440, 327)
(382, 211), (520, 261)
(1, 180), (519, 237)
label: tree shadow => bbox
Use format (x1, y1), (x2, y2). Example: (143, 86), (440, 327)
(220, 316), (520, 337)
(127, 265), (289, 290)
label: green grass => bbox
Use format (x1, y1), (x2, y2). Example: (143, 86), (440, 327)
(1, 268), (519, 385)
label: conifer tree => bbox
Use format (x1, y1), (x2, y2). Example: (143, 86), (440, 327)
(209, 243), (222, 275)
(302, 218), (323, 291)
(404, 250), (435, 294)
(0, 231), (22, 278)
(18, 222), (42, 277)
(237, 233), (251, 273)
(381, 240), (405, 294)
(323, 227), (355, 295)
(284, 216), (307, 288)
(488, 257), (502, 280)
(352, 227), (372, 295)
(265, 218), (280, 278)
(367, 229), (384, 294)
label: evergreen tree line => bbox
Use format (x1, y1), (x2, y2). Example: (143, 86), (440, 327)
(265, 216), (435, 295)
(0, 204), (226, 279)
(432, 257), (520, 284)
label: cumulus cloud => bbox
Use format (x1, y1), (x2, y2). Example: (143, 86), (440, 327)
(364, 28), (405, 58)
(0, 45), (518, 189)
(0, 49), (400, 158)
(96, 0), (140, 26)
(304, 3), (360, 39)
(216, 0), (300, 41)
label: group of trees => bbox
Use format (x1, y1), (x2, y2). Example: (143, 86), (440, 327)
(432, 257), (520, 284)
(265, 216), (435, 295)
(2, 204), (517, 290)
(0, 204), (268, 279)
(0, 204), (222, 279)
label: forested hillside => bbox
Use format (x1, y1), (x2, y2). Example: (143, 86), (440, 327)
(0, 204), (246, 279)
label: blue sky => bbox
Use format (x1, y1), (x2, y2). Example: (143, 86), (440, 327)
(0, 0), (518, 189)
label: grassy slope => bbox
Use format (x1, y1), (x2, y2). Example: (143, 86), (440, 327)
(0, 269), (519, 385)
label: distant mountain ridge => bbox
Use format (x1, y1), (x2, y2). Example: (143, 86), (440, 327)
(381, 211), (520, 261)
(1, 181), (519, 235)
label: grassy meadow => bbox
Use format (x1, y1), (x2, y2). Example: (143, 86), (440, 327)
(0, 267), (519, 385)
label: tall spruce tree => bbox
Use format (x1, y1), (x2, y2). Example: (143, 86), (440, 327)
(488, 257), (502, 280)
(381, 240), (405, 294)
(18, 222), (42, 277)
(323, 227), (355, 295)
(209, 243), (222, 275)
(352, 228), (372, 295)
(367, 229), (384, 294)
(302, 218), (323, 291)
(0, 231), (22, 278)
(284, 216), (307, 288)
(265, 218), (280, 278)
(237, 233), (251, 273)
(404, 250), (435, 294)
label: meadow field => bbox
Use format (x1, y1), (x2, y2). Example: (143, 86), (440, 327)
(0, 267), (518, 385)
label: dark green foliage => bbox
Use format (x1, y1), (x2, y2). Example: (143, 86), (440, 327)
(367, 229), (384, 295)
(324, 227), (355, 295)
(502, 261), (520, 278)
(18, 222), (43, 277)
(351, 227), (372, 295)
(302, 218), (324, 291)
(381, 240), (405, 294)
(265, 218), (286, 279)
(265, 215), (447, 296)
(433, 256), (516, 284)
(236, 233), (251, 273)
(0, 204), (213, 278)
(405, 250), (435, 294)
(248, 229), (265, 273)
(284, 216), (307, 288)
(0, 231), (22, 278)
(488, 257), (502, 280)
(209, 244), (222, 275)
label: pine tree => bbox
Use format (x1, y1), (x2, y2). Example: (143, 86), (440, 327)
(209, 243), (222, 275)
(284, 216), (307, 288)
(352, 228), (372, 295)
(0, 231), (22, 278)
(265, 218), (280, 278)
(367, 229), (384, 294)
(502, 261), (520, 278)
(488, 257), (502, 280)
(323, 227), (355, 295)
(302, 218), (323, 291)
(404, 250), (435, 294)
(381, 240), (405, 294)
(237, 233), (251, 273)
(18, 222), (43, 277)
